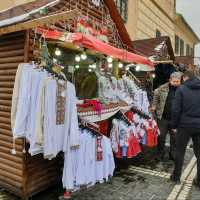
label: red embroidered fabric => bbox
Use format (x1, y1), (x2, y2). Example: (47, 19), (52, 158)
(116, 135), (141, 159)
(125, 111), (134, 122)
(146, 121), (158, 147)
(97, 120), (109, 136)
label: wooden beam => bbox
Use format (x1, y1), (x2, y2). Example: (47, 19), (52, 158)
(0, 10), (78, 36)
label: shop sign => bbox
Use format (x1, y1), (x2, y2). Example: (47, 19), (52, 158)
(75, 17), (109, 43)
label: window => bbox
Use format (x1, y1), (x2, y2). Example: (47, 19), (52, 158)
(190, 47), (194, 56)
(175, 35), (180, 54)
(156, 29), (161, 38)
(114, 0), (128, 22)
(186, 44), (190, 56)
(180, 39), (184, 56)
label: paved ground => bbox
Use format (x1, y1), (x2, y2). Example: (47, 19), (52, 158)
(0, 146), (199, 200)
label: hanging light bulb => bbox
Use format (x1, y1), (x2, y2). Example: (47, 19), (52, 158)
(136, 65), (141, 72)
(75, 65), (80, 69)
(81, 52), (87, 60)
(55, 48), (61, 56)
(75, 55), (81, 62)
(107, 57), (113, 63)
(92, 64), (97, 69)
(108, 63), (113, 68)
(152, 73), (156, 79)
(88, 68), (92, 72)
(118, 62), (123, 68)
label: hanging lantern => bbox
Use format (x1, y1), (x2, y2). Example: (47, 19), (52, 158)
(81, 52), (87, 60)
(107, 57), (113, 63)
(55, 48), (61, 56)
(118, 62), (123, 68)
(92, 64), (97, 69)
(75, 55), (81, 62)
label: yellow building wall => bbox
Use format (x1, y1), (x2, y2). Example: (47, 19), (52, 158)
(0, 0), (35, 11)
(126, 0), (175, 49)
(175, 17), (198, 56)
(0, 1), (15, 11)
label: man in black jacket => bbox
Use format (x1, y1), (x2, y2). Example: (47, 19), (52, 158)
(171, 70), (200, 186)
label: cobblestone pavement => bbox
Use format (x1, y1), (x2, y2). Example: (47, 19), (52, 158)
(0, 147), (197, 200)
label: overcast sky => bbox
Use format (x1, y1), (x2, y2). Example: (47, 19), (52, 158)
(176, 0), (200, 57)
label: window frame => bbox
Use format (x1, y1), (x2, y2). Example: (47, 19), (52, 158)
(175, 35), (180, 55)
(186, 44), (190, 56)
(180, 38), (185, 56)
(114, 0), (128, 23)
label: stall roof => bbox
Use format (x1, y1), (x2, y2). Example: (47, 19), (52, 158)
(175, 56), (194, 65)
(132, 36), (175, 61)
(0, 0), (133, 51)
(36, 28), (154, 67)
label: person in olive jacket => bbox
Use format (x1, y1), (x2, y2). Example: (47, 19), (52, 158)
(170, 70), (200, 186)
(152, 72), (182, 160)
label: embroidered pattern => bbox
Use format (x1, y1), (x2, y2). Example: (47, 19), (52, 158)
(56, 81), (67, 125)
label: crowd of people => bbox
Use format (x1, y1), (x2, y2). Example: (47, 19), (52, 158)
(151, 69), (200, 187)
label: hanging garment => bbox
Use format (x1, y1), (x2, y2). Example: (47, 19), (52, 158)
(117, 79), (133, 105)
(28, 70), (48, 155)
(98, 76), (116, 102)
(12, 64), (34, 138)
(63, 129), (115, 191)
(126, 134), (141, 158)
(74, 129), (88, 187)
(11, 63), (29, 130)
(35, 79), (80, 159)
(103, 136), (115, 181)
(146, 120), (158, 147)
(110, 119), (120, 153)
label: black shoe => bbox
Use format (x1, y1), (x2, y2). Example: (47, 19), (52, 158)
(170, 174), (181, 184)
(193, 179), (200, 189)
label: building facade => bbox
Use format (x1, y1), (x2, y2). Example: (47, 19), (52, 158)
(174, 14), (199, 57)
(114, 0), (199, 57)
(0, 0), (35, 11)
(0, 0), (199, 57)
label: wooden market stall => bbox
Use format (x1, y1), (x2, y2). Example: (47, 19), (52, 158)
(0, 0), (141, 199)
(132, 36), (176, 91)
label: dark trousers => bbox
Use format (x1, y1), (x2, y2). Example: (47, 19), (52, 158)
(173, 128), (200, 182)
(157, 119), (176, 158)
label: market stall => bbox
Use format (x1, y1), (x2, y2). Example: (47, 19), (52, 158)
(132, 36), (177, 96)
(0, 0), (156, 199)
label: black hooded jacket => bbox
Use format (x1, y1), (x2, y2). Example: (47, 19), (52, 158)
(171, 78), (200, 129)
